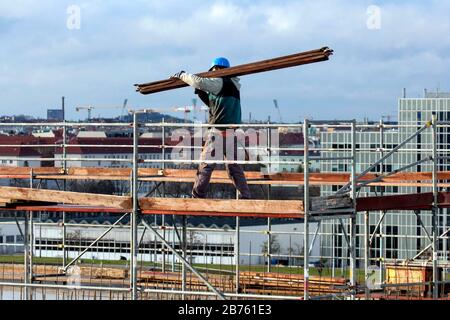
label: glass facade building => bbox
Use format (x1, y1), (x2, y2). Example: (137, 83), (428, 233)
(319, 95), (450, 267)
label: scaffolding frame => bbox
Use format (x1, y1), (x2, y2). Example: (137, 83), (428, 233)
(0, 115), (449, 300)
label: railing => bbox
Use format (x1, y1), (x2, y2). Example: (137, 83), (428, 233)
(0, 116), (449, 300)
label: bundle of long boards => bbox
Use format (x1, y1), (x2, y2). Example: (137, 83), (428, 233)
(135, 47), (333, 95)
(0, 264), (128, 281)
(239, 272), (348, 296)
(138, 270), (348, 297)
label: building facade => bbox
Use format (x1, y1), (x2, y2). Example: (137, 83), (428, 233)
(319, 93), (450, 267)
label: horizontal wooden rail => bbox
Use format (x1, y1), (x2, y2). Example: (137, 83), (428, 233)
(2, 167), (450, 187)
(0, 187), (132, 210)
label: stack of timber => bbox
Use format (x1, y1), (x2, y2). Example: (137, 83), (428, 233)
(79, 266), (128, 280)
(239, 272), (348, 296)
(0, 186), (132, 210)
(135, 47), (333, 95)
(137, 270), (348, 297)
(138, 271), (235, 292)
(0, 264), (128, 281)
(384, 264), (450, 297)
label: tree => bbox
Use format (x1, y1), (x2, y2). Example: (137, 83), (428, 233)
(261, 235), (281, 255)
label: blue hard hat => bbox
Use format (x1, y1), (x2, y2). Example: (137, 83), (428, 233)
(210, 57), (231, 71)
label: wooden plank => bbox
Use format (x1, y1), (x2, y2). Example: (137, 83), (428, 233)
(356, 193), (434, 212)
(136, 48), (333, 95)
(141, 209), (303, 219)
(32, 168), (63, 174)
(310, 195), (353, 211)
(68, 167), (131, 176)
(35, 175), (130, 181)
(0, 167), (62, 175)
(3, 167), (450, 186)
(0, 187), (132, 210)
(139, 198), (303, 216)
(0, 167), (31, 175)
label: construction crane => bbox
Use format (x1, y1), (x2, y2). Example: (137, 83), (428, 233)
(173, 105), (195, 123)
(174, 99), (209, 123)
(191, 98), (209, 123)
(120, 99), (128, 121)
(76, 99), (129, 121)
(273, 99), (283, 123)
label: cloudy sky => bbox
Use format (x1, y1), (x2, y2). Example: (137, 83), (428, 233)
(0, 0), (449, 121)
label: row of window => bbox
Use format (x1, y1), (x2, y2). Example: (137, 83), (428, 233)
(84, 154), (172, 160)
(0, 235), (22, 243)
(331, 185), (399, 193)
(35, 239), (234, 255)
(330, 144), (398, 150)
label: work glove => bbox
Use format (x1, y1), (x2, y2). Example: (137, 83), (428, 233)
(171, 71), (186, 79)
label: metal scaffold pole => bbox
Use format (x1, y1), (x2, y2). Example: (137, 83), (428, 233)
(431, 112), (439, 299)
(161, 118), (166, 273)
(140, 219), (226, 300)
(235, 190), (240, 294)
(364, 211), (370, 300)
(24, 210), (29, 300)
(379, 119), (385, 286)
(182, 215), (187, 299)
(267, 119), (272, 273)
(130, 111), (140, 300)
(62, 118), (67, 268)
(303, 119), (310, 300)
(349, 120), (357, 299)
(28, 171), (34, 300)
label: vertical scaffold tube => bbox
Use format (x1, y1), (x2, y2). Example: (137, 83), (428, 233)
(131, 112), (139, 300)
(303, 119), (310, 300)
(350, 120), (357, 299)
(431, 112), (439, 299)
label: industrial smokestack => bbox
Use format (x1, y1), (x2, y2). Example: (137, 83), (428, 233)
(402, 88), (406, 98)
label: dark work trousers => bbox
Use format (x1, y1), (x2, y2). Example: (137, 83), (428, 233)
(192, 130), (251, 199)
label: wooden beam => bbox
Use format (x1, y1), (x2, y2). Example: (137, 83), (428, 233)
(0, 187), (132, 210)
(135, 48), (333, 95)
(357, 192), (450, 212)
(357, 193), (434, 212)
(3, 167), (450, 187)
(139, 198), (304, 218)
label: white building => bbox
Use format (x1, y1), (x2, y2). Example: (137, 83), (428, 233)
(0, 146), (41, 168)
(25, 220), (319, 266)
(54, 137), (173, 169)
(0, 222), (23, 255)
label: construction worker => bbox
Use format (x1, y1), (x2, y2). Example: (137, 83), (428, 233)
(171, 57), (251, 199)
